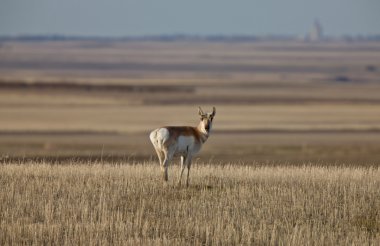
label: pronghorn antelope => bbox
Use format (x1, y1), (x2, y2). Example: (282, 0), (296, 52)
(149, 107), (216, 186)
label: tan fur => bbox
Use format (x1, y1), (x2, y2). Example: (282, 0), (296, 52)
(149, 107), (216, 187)
(162, 126), (205, 148)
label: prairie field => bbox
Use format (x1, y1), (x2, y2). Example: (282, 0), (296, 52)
(1, 40), (380, 164)
(1, 162), (379, 245)
(1, 40), (380, 244)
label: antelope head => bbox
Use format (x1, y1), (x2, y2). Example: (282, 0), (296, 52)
(198, 106), (216, 134)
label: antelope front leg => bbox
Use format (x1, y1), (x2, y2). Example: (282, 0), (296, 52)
(186, 158), (192, 187)
(177, 156), (186, 187)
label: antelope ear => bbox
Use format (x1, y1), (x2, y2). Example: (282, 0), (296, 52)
(198, 106), (205, 116)
(211, 107), (216, 117)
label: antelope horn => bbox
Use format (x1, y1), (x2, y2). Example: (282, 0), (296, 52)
(211, 107), (216, 117)
(198, 106), (205, 116)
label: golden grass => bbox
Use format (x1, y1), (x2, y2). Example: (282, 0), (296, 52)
(1, 162), (379, 245)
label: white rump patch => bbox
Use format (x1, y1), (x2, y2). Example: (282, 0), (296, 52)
(150, 128), (170, 149)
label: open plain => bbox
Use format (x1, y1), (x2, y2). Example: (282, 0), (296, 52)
(1, 41), (380, 164)
(0, 40), (379, 244)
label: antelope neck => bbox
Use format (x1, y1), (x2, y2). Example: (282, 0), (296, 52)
(196, 123), (209, 143)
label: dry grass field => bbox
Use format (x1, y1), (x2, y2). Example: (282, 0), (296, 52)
(1, 162), (379, 245)
(0, 40), (380, 244)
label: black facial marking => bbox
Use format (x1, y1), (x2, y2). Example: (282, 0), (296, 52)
(205, 125), (210, 131)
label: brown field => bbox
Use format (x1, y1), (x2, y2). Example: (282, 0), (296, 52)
(1, 162), (379, 245)
(1, 40), (380, 164)
(0, 40), (380, 244)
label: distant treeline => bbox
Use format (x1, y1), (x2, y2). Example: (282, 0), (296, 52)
(1, 34), (380, 42)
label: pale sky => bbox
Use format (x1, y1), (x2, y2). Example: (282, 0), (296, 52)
(0, 0), (379, 37)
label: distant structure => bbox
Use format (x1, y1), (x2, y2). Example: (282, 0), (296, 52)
(307, 20), (323, 42)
